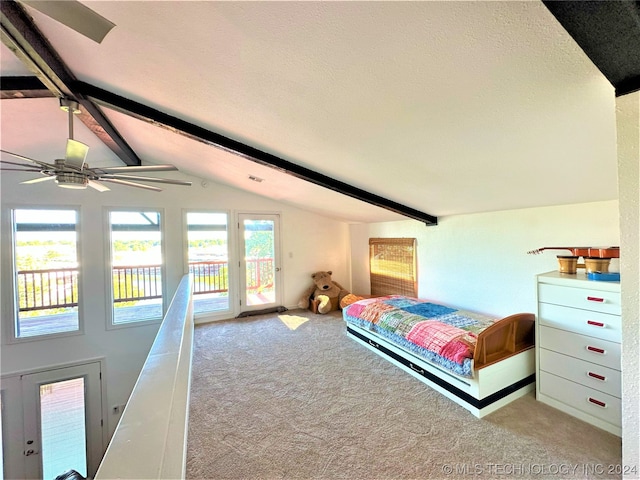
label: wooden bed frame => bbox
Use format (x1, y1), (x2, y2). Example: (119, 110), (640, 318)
(345, 312), (536, 417)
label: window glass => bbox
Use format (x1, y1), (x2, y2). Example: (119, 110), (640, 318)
(186, 212), (229, 315)
(12, 208), (80, 338)
(40, 378), (87, 479)
(109, 210), (163, 324)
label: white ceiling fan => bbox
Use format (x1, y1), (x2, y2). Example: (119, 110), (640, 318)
(19, 0), (116, 44)
(1, 99), (192, 192)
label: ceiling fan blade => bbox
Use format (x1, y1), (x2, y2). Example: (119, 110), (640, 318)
(1, 150), (54, 169)
(21, 176), (56, 184)
(20, 0), (116, 44)
(94, 164), (179, 174)
(88, 180), (110, 192)
(100, 174), (192, 186)
(1, 160), (44, 172)
(100, 178), (163, 192)
(65, 139), (89, 170)
(0, 167), (43, 172)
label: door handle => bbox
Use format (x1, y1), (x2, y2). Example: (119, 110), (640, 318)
(24, 449), (39, 456)
(275, 267), (281, 272)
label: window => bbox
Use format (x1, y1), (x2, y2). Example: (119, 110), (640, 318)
(108, 210), (163, 325)
(369, 238), (417, 297)
(11, 208), (81, 338)
(186, 212), (230, 315)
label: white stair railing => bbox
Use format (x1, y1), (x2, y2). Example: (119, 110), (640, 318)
(95, 274), (194, 479)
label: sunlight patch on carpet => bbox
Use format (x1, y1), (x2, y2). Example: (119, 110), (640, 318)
(278, 314), (309, 330)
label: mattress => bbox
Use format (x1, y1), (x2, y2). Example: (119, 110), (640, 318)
(343, 295), (498, 378)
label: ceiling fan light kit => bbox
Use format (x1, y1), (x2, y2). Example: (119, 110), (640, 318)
(56, 172), (88, 189)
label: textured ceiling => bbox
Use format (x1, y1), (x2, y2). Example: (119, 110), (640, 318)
(0, 1), (622, 223)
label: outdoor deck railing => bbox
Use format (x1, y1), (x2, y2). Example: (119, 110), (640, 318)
(17, 267), (79, 311)
(188, 261), (228, 294)
(113, 265), (163, 303)
(17, 258), (274, 312)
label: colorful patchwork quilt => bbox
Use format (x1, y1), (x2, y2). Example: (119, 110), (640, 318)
(343, 295), (498, 378)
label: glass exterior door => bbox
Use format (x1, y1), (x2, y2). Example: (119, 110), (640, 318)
(238, 214), (281, 312)
(21, 363), (102, 479)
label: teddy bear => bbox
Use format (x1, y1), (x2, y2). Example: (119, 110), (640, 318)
(297, 270), (362, 314)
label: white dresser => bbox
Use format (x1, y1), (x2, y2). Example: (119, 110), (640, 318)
(536, 271), (621, 436)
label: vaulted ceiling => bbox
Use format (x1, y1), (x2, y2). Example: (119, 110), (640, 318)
(1, 1), (636, 224)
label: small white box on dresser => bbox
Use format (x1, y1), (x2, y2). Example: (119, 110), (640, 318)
(536, 271), (621, 436)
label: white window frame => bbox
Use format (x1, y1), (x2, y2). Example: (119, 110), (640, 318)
(183, 209), (233, 321)
(3, 204), (84, 344)
(105, 207), (166, 330)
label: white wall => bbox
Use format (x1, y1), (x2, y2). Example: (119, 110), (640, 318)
(0, 170), (350, 467)
(350, 200), (620, 317)
(616, 91), (640, 476)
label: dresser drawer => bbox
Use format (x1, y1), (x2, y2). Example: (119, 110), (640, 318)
(539, 326), (620, 370)
(539, 349), (621, 398)
(538, 283), (621, 315)
(538, 303), (621, 343)
(539, 371), (621, 427)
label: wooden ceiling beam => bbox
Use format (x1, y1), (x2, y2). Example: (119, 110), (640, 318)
(77, 81), (438, 225)
(543, 0), (640, 97)
(0, 0), (141, 166)
(0, 75), (53, 99)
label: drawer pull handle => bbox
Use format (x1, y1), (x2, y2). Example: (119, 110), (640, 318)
(587, 320), (605, 327)
(588, 397), (607, 408)
(588, 372), (606, 381)
(409, 363), (425, 375)
(368, 340), (380, 348)
(587, 346), (605, 354)
(587, 296), (605, 303)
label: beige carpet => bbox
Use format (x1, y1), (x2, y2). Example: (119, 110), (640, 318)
(186, 310), (622, 479)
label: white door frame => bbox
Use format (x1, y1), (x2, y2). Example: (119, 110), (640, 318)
(1, 361), (104, 480)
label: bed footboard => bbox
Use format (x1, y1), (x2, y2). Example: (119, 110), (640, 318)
(474, 313), (535, 369)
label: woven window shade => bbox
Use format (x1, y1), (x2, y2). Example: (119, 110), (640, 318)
(369, 238), (417, 297)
